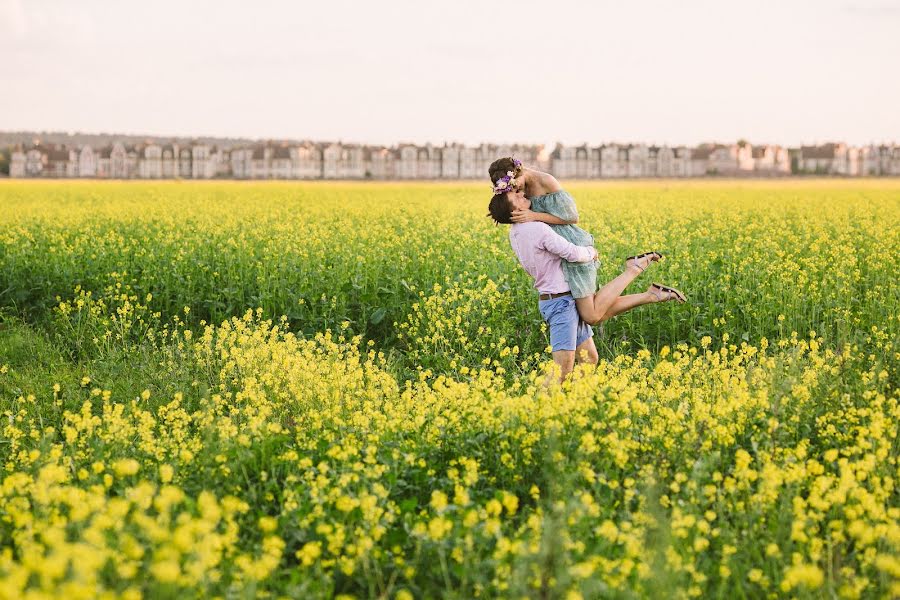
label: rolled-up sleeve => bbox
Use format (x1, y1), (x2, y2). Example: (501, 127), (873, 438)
(540, 228), (596, 263)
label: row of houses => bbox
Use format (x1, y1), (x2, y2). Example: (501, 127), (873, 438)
(8, 140), (900, 180)
(793, 142), (900, 176)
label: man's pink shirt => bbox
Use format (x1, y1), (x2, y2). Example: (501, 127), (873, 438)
(508, 222), (597, 295)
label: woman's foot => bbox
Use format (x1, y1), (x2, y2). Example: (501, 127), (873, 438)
(648, 282), (686, 303)
(625, 251), (663, 273)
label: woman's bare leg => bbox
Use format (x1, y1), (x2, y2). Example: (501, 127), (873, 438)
(577, 282), (683, 324)
(575, 254), (661, 324)
(597, 292), (657, 321)
(575, 266), (640, 324)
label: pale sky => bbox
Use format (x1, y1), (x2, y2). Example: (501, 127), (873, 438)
(2, 0), (899, 147)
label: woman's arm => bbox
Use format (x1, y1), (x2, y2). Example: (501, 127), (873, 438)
(511, 209), (575, 225)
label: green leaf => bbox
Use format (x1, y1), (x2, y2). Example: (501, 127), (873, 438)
(369, 307), (387, 325)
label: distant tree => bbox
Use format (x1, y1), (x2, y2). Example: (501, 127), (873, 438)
(0, 147), (9, 176)
(737, 139), (749, 148)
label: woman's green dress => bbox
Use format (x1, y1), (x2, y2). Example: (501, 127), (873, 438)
(530, 190), (598, 298)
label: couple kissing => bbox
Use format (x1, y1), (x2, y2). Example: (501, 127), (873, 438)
(487, 157), (686, 381)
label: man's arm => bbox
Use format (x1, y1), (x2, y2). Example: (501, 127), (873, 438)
(539, 226), (596, 263)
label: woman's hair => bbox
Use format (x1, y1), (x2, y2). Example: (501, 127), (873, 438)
(488, 157), (523, 184)
(487, 192), (513, 224)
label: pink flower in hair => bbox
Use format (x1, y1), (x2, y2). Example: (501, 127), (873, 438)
(492, 158), (522, 194)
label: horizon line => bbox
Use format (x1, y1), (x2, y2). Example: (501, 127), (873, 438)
(2, 129), (898, 150)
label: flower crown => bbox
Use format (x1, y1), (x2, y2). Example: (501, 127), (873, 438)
(491, 158), (522, 194)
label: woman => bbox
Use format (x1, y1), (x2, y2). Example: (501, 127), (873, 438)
(489, 157), (686, 326)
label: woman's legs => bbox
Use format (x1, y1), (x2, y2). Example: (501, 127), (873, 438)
(576, 279), (681, 325)
(575, 266), (646, 325)
(595, 291), (657, 320)
(575, 253), (662, 325)
(575, 265), (642, 324)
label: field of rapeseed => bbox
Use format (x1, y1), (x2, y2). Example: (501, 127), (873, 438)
(0, 179), (897, 599)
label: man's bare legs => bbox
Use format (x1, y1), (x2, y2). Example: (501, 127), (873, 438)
(574, 336), (598, 366)
(547, 336), (598, 385)
(548, 349), (576, 385)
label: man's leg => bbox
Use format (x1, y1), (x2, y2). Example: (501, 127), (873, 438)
(575, 335), (598, 366)
(549, 349), (576, 384)
(539, 296), (580, 384)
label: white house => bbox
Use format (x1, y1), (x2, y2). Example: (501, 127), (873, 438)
(338, 145), (366, 179)
(292, 143), (322, 179)
(78, 146), (96, 177)
(139, 144), (162, 179)
(366, 147), (393, 179)
(396, 145), (418, 179)
(798, 143), (850, 175)
(417, 145), (441, 179)
(440, 145), (460, 179)
(191, 145), (214, 179)
(751, 145), (790, 174)
(626, 145), (648, 177)
(230, 147), (252, 179)
(10, 148), (26, 177)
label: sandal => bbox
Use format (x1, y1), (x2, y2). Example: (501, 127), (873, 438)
(649, 282), (687, 303)
(625, 251), (663, 272)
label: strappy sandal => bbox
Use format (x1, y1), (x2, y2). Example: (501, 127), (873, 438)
(625, 251), (663, 272)
(649, 282), (687, 303)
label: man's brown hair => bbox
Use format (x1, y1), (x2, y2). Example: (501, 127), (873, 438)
(487, 192), (513, 224)
(488, 157), (523, 184)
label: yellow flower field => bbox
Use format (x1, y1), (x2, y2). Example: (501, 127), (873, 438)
(0, 180), (897, 598)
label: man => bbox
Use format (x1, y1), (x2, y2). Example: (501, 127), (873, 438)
(488, 188), (600, 382)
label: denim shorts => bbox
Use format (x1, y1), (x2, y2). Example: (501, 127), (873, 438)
(538, 294), (593, 352)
